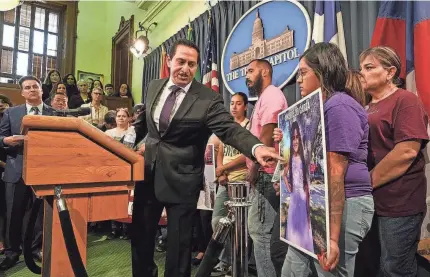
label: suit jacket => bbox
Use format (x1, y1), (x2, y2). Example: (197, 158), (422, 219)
(0, 104), (55, 183)
(140, 78), (260, 204)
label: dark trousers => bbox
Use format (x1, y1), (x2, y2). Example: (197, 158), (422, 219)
(4, 179), (43, 259)
(0, 178), (5, 245)
(131, 181), (197, 277)
(378, 213), (424, 277)
(194, 209), (213, 253)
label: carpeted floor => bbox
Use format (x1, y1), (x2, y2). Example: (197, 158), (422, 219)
(0, 233), (199, 277)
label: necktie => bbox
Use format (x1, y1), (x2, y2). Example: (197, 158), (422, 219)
(159, 85), (182, 134)
(30, 106), (40, 115)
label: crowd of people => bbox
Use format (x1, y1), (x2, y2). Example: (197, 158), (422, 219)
(166, 40), (427, 277)
(0, 38), (427, 277)
(0, 74), (142, 271)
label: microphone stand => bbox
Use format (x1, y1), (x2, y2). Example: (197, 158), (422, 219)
(196, 182), (251, 277)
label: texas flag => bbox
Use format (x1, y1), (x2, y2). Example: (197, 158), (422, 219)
(312, 0), (347, 62)
(371, 1), (430, 115)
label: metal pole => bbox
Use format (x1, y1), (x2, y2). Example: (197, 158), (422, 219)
(226, 182), (251, 277)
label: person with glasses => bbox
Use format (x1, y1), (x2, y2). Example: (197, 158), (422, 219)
(274, 42), (373, 277)
(79, 87), (108, 129)
(50, 93), (68, 111)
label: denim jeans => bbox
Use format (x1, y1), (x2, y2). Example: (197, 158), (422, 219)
(272, 210), (289, 277)
(211, 185), (231, 265)
(248, 172), (277, 277)
(378, 213), (424, 277)
(282, 195), (374, 277)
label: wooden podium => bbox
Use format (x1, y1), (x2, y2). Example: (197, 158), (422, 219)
(21, 115), (144, 277)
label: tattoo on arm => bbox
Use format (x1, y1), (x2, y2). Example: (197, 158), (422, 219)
(327, 152), (348, 242)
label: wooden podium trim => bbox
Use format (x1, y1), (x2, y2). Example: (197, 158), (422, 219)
(32, 181), (133, 196)
(22, 115), (144, 181)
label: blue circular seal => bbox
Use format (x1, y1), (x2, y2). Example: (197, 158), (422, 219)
(221, 0), (311, 101)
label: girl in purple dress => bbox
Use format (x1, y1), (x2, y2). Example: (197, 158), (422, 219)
(283, 121), (314, 252)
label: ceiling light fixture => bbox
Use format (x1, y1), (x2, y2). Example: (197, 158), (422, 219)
(130, 22), (157, 58)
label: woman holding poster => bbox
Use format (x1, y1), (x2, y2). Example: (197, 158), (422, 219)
(274, 42), (374, 277)
(282, 121), (313, 252)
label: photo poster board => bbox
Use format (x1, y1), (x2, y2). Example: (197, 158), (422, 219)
(197, 144), (216, 210)
(277, 88), (330, 259)
(77, 70), (104, 83)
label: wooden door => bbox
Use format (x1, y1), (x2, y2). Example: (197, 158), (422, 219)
(112, 15), (134, 92)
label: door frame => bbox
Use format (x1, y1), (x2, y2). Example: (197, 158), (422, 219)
(111, 15), (134, 91)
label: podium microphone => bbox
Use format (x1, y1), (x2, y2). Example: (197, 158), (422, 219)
(53, 107), (91, 117)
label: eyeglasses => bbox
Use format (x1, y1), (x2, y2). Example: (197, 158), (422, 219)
(296, 69), (310, 80)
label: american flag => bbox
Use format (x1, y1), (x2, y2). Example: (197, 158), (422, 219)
(202, 15), (219, 93)
(371, 1), (430, 115)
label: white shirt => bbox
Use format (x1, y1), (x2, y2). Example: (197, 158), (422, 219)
(26, 102), (44, 115)
(152, 79), (192, 130)
(151, 79), (262, 158)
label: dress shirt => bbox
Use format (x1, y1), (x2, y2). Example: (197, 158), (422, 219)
(152, 79), (192, 130)
(26, 102), (44, 115)
(79, 103), (108, 126)
(151, 79), (263, 159)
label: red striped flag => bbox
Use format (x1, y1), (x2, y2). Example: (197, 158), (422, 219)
(160, 45), (170, 79)
(371, 1), (430, 115)
(202, 15), (219, 93)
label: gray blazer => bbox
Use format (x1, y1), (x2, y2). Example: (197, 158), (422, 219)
(141, 78), (260, 204)
(0, 104), (54, 183)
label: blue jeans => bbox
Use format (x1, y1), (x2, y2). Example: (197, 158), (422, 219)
(248, 172), (277, 277)
(211, 185), (232, 265)
(378, 213), (424, 277)
(282, 195), (374, 277)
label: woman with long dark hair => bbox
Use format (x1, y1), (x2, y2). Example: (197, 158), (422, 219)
(42, 70), (61, 101)
(209, 92), (250, 275)
(92, 80), (104, 91)
(44, 82), (66, 105)
(274, 42), (373, 277)
(282, 121), (313, 252)
(62, 74), (79, 98)
(114, 83), (134, 106)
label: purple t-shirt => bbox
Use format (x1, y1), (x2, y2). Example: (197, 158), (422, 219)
(324, 92), (372, 198)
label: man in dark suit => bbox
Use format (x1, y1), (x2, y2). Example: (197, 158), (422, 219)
(0, 76), (54, 270)
(131, 39), (281, 277)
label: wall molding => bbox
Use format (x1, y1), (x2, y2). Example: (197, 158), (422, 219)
(136, 0), (171, 25)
